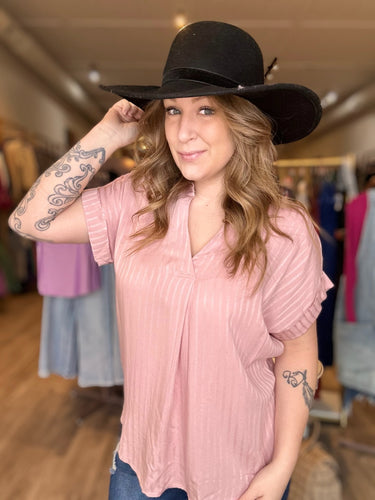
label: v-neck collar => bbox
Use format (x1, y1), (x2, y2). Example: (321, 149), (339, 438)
(181, 182), (226, 258)
(168, 184), (229, 278)
(190, 224), (225, 260)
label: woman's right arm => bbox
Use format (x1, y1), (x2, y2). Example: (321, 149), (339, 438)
(8, 100), (143, 244)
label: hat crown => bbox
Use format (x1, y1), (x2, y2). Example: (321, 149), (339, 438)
(162, 21), (264, 88)
(100, 20), (322, 144)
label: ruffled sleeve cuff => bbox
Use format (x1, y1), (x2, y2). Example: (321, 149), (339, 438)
(82, 188), (113, 266)
(273, 272), (334, 340)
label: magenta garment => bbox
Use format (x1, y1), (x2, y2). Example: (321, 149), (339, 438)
(344, 191), (368, 321)
(82, 174), (331, 500)
(36, 241), (101, 297)
(0, 269), (6, 296)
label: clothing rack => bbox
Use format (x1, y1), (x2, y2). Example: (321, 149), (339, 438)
(0, 118), (64, 294)
(275, 153), (358, 204)
(274, 154), (358, 427)
(274, 153), (356, 169)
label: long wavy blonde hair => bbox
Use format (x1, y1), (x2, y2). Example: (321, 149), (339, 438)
(130, 94), (303, 285)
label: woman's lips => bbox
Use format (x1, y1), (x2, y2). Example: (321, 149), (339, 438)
(178, 150), (205, 161)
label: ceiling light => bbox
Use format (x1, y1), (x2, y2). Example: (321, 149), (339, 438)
(174, 12), (187, 30)
(67, 80), (85, 101)
(321, 90), (338, 109)
(88, 65), (101, 83)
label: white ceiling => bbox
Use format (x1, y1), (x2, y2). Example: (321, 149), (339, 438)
(0, 0), (374, 125)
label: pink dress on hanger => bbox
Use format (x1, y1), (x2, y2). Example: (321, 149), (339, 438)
(344, 191), (368, 322)
(36, 241), (100, 297)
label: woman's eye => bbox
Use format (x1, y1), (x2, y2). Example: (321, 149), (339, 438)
(165, 107), (180, 116)
(199, 107), (215, 116)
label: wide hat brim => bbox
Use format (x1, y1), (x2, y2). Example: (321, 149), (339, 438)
(100, 79), (322, 145)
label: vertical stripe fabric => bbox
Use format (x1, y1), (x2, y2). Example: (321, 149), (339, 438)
(82, 174), (331, 500)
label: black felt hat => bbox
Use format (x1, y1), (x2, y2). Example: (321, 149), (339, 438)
(101, 21), (322, 144)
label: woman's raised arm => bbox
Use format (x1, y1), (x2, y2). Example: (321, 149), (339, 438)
(8, 100), (143, 243)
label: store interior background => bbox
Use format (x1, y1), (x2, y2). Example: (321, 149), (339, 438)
(0, 1), (374, 499)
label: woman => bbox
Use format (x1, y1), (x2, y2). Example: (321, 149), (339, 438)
(9, 21), (331, 500)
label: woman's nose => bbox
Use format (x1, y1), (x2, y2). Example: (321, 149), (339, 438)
(177, 114), (197, 142)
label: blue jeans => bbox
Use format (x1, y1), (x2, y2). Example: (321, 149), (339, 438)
(109, 454), (290, 499)
(109, 454), (188, 499)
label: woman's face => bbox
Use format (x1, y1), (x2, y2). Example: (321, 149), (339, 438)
(163, 96), (235, 191)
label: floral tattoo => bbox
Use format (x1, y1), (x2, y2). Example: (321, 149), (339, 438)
(282, 369), (315, 409)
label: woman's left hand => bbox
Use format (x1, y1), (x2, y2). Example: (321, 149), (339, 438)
(238, 462), (290, 500)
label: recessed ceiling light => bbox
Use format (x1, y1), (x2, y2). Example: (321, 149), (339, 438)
(174, 12), (187, 30)
(88, 66), (101, 83)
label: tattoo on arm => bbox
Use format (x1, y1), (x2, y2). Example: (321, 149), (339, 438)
(35, 163), (95, 231)
(12, 142), (106, 233)
(12, 177), (42, 232)
(282, 369), (315, 409)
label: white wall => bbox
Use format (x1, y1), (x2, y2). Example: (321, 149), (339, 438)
(279, 107), (375, 160)
(0, 44), (93, 151)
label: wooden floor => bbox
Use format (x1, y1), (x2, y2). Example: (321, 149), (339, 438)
(1, 291), (375, 499)
(0, 291), (122, 500)
(319, 401), (375, 500)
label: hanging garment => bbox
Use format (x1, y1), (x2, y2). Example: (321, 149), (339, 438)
(0, 242), (21, 294)
(343, 191), (368, 322)
(0, 268), (6, 296)
(316, 181), (339, 366)
(36, 242), (101, 297)
(0, 151), (11, 191)
(0, 151), (12, 209)
(38, 263), (123, 387)
(2, 139), (39, 202)
(8, 231), (35, 289)
(334, 277), (375, 398)
(354, 189), (375, 322)
(334, 188), (375, 398)
(36, 242), (123, 387)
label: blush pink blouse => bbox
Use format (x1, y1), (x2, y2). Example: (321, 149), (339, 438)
(82, 174), (331, 500)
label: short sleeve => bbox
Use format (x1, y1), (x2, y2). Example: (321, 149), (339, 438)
(81, 174), (137, 266)
(262, 209), (333, 340)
